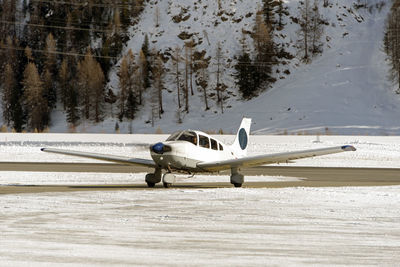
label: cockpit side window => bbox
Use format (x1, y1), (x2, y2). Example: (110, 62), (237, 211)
(210, 139), (218, 150)
(219, 143), (224, 151)
(199, 135), (210, 149)
(177, 131), (197, 146)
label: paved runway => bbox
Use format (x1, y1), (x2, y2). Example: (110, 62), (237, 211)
(0, 162), (399, 194)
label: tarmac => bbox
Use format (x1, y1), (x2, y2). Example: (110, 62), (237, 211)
(0, 162), (399, 194)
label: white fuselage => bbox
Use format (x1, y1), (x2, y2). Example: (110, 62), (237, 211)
(150, 131), (237, 172)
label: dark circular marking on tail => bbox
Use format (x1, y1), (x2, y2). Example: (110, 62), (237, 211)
(238, 128), (248, 150)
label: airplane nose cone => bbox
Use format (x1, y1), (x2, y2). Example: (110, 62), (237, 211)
(151, 142), (164, 154)
(151, 142), (172, 154)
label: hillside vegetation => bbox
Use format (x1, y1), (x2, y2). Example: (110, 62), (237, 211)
(0, 0), (399, 135)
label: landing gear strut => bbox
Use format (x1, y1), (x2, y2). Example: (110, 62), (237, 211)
(145, 168), (162, 188)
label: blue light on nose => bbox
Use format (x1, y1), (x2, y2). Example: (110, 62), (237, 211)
(152, 142), (164, 154)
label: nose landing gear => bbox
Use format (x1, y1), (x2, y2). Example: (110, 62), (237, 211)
(145, 168), (162, 188)
(145, 168), (176, 188)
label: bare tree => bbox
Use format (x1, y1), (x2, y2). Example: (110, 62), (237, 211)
(385, 5), (400, 94)
(184, 44), (190, 113)
(171, 45), (182, 109)
(310, 0), (324, 55)
(297, 0), (312, 61)
(154, 6), (160, 27)
(215, 42), (223, 103)
(186, 40), (195, 96)
(198, 59), (209, 111)
(153, 53), (164, 118)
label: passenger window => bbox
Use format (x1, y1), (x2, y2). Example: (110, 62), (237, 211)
(211, 139), (218, 150)
(219, 143), (223, 151)
(199, 135), (210, 149)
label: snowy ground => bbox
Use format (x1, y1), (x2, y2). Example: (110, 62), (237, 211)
(0, 134), (400, 266)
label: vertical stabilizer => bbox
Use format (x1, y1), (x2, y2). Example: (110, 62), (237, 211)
(230, 118), (252, 158)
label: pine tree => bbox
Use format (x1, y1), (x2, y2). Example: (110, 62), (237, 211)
(276, 0), (289, 29)
(2, 63), (15, 125)
(77, 49), (105, 122)
(262, 0), (276, 27)
(141, 34), (151, 89)
(235, 52), (254, 99)
(22, 62), (46, 131)
(42, 68), (54, 127)
(118, 54), (130, 120)
(118, 49), (138, 120)
(44, 33), (57, 75)
(59, 58), (69, 110)
(253, 10), (275, 89)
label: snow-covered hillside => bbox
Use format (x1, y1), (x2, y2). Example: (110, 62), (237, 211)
(49, 0), (400, 135)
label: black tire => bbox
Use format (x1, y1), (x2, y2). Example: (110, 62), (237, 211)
(163, 182), (172, 188)
(147, 182), (156, 188)
(233, 183), (242, 188)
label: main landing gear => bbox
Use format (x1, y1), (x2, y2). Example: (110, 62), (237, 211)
(230, 168), (244, 188)
(145, 169), (176, 188)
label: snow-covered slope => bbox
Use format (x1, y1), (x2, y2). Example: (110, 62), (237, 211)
(48, 0), (400, 135)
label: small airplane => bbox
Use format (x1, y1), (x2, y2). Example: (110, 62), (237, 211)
(41, 118), (356, 188)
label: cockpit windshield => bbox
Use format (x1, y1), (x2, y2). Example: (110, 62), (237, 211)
(166, 131), (181, 141)
(166, 131), (197, 146)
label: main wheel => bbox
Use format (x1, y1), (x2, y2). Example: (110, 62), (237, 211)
(147, 182), (156, 188)
(163, 182), (172, 188)
(233, 183), (242, 188)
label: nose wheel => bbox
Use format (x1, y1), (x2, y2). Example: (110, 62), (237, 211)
(147, 182), (156, 188)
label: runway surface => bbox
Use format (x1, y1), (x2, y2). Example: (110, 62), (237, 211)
(0, 162), (399, 194)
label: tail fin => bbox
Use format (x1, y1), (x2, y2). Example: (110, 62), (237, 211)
(230, 118), (252, 158)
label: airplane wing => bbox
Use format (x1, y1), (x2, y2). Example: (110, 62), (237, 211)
(41, 148), (156, 167)
(197, 145), (356, 172)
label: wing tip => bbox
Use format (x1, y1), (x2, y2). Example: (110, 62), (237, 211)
(341, 145), (356, 151)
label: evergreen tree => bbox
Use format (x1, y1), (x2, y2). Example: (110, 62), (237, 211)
(22, 62), (46, 131)
(2, 63), (15, 125)
(59, 58), (69, 110)
(253, 10), (275, 89)
(66, 84), (80, 126)
(118, 54), (130, 120)
(118, 49), (137, 120)
(141, 34), (151, 89)
(44, 33), (57, 75)
(77, 49), (105, 122)
(234, 52), (254, 99)
(41, 68), (54, 127)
